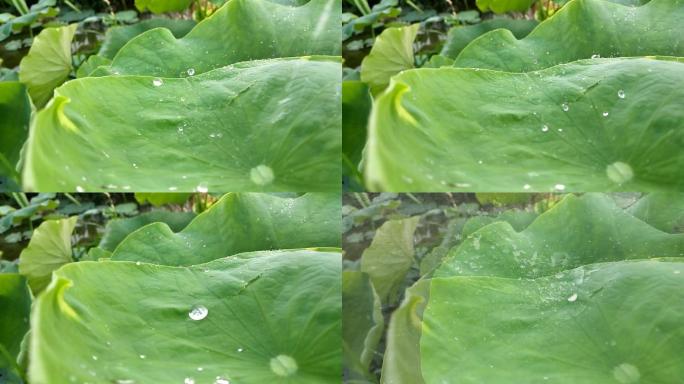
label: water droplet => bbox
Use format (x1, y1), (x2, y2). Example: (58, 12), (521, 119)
(602, 111), (609, 117)
(139, 354), (146, 359)
(214, 378), (230, 384)
(189, 305), (208, 320)
(196, 183), (209, 193)
(523, 184), (531, 190)
(541, 125), (549, 132)
(237, 348), (243, 352)
(184, 378), (195, 384)
(561, 103), (569, 112)
(76, 186), (85, 193)
(613, 363), (640, 384)
(132, 163), (138, 169)
(152, 78), (163, 87)
(187, 68), (195, 76)
(168, 187), (178, 191)
(91, 355), (98, 361)
(115, 380), (135, 384)
(674, 270), (680, 274)
(135, 261), (141, 266)
(591, 54), (601, 59)
(196, 367), (203, 372)
(270, 355), (298, 377)
(617, 90), (625, 99)
(606, 162), (633, 184)
(554, 184), (566, 191)
(567, 293), (578, 302)
(557, 128), (563, 132)
(250, 165), (275, 186)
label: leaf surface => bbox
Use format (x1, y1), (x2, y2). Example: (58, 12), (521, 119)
(110, 193), (341, 266)
(98, 18), (196, 59)
(18, 217), (76, 294)
(454, 0), (684, 71)
(440, 18), (537, 59)
(18, 24), (77, 108)
(98, 210), (196, 252)
(422, 260), (684, 383)
(99, 0), (341, 77)
(360, 24), (419, 94)
(23, 58), (341, 191)
(30, 250), (341, 384)
(365, 58), (684, 192)
(0, 82), (30, 186)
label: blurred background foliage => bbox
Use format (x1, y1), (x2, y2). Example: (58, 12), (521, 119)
(0, 192), (218, 266)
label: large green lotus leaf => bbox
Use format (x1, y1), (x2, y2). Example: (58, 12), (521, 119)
(365, 58), (684, 192)
(342, 271), (384, 381)
(0, 81), (30, 185)
(454, 0), (684, 71)
(435, 194), (684, 279)
(98, 210), (196, 252)
(360, 217), (419, 304)
(18, 24), (77, 108)
(421, 260), (684, 383)
(134, 0), (193, 13)
(110, 193), (340, 266)
(475, 0), (534, 13)
(360, 24), (419, 95)
(18, 217), (76, 294)
(98, 18), (196, 59)
(379, 279), (430, 384)
(627, 193), (684, 233)
(74, 55), (111, 78)
(23, 58), (341, 192)
(30, 250), (341, 383)
(0, 274), (31, 358)
(440, 18), (538, 59)
(99, 0), (341, 77)
(342, 80), (371, 188)
(460, 209), (538, 238)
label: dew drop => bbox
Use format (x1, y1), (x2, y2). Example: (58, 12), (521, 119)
(116, 380), (135, 384)
(76, 186), (85, 193)
(591, 54), (601, 59)
(523, 184), (531, 190)
(168, 186), (178, 191)
(189, 305), (208, 320)
(152, 78), (163, 87)
(606, 162), (633, 184)
(561, 103), (569, 112)
(139, 354), (146, 359)
(184, 378), (195, 384)
(215, 378), (230, 384)
(250, 165), (275, 186)
(196, 367), (203, 372)
(195, 183), (209, 193)
(237, 348), (243, 352)
(602, 111), (609, 117)
(613, 363), (640, 384)
(541, 125), (549, 132)
(617, 89), (625, 99)
(132, 163), (138, 169)
(554, 184), (566, 191)
(187, 68), (195, 76)
(674, 270), (680, 274)
(270, 355), (298, 377)
(567, 293), (578, 302)
(91, 355), (98, 361)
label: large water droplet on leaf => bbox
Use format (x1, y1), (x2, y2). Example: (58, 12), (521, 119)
(187, 68), (195, 76)
(606, 162), (633, 184)
(617, 89), (626, 99)
(250, 165), (275, 186)
(613, 363), (640, 384)
(270, 355), (298, 377)
(188, 305), (208, 321)
(152, 78), (163, 87)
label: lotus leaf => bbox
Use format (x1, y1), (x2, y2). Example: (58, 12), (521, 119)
(342, 271), (384, 381)
(435, 194), (684, 278)
(18, 24), (77, 108)
(342, 80), (371, 187)
(134, 0), (193, 13)
(109, 193), (341, 266)
(97, 0), (341, 77)
(626, 193), (684, 233)
(0, 273), (31, 358)
(98, 210), (196, 252)
(454, 0), (683, 71)
(440, 18), (538, 59)
(360, 216), (419, 304)
(23, 58), (341, 191)
(422, 260), (684, 383)
(30, 250), (341, 384)
(360, 24), (419, 94)
(97, 18), (196, 59)
(365, 58), (684, 192)
(18, 217), (76, 294)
